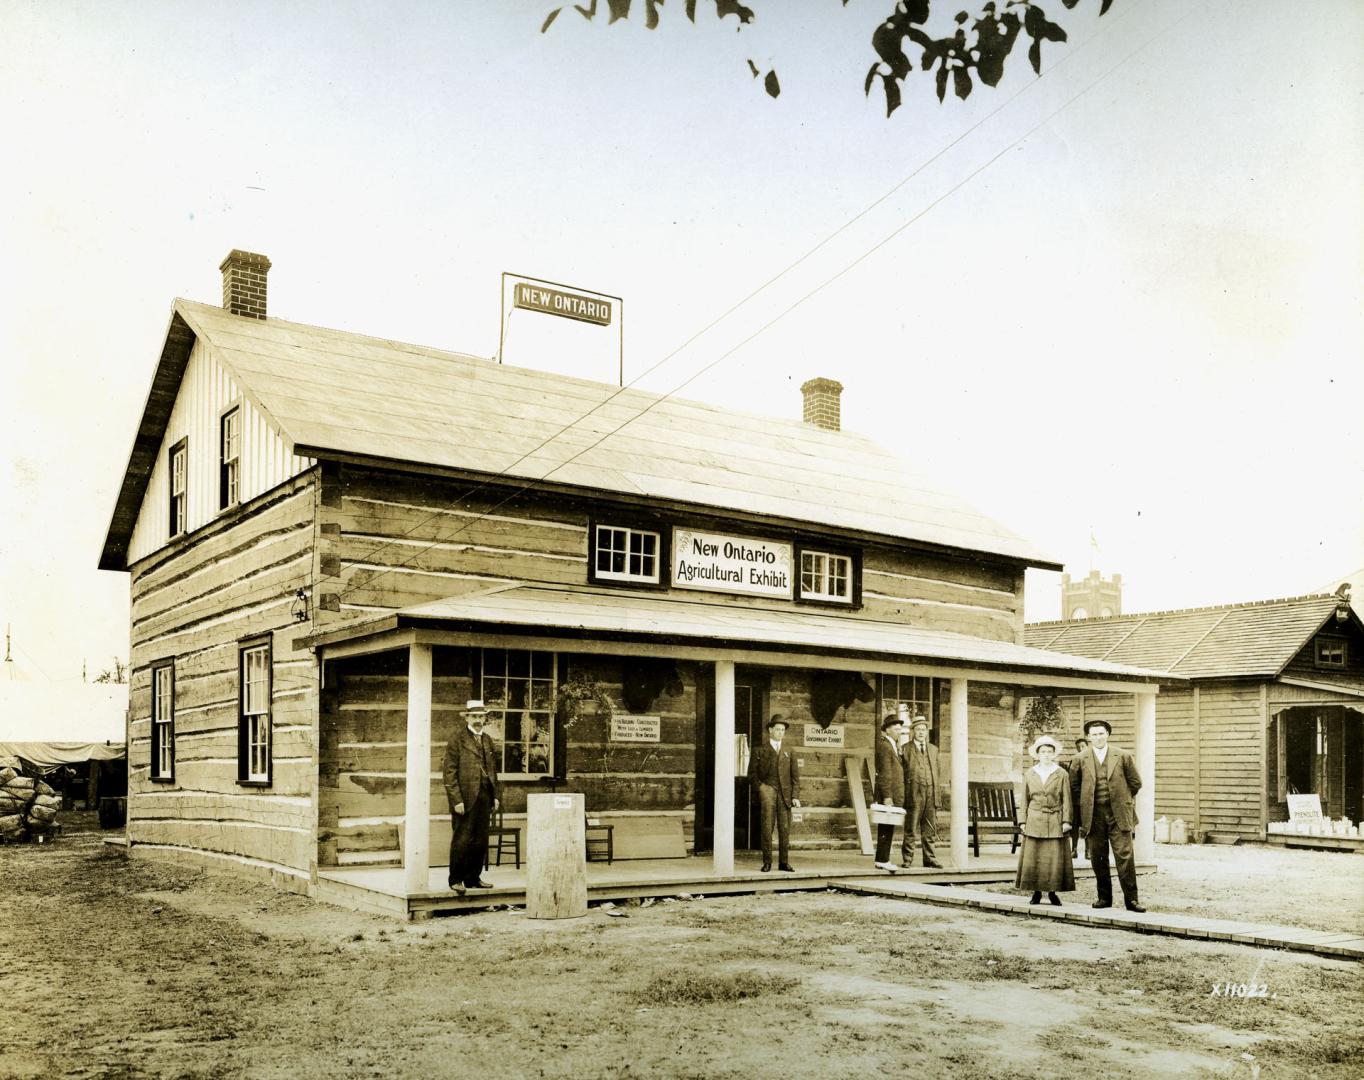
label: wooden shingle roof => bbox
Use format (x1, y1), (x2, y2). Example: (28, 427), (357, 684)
(102, 300), (1060, 570)
(1025, 594), (1351, 679)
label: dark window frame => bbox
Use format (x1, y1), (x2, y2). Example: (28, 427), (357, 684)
(150, 660), (176, 783)
(794, 542), (862, 608)
(219, 405), (241, 511)
(237, 636), (273, 787)
(1315, 637), (1347, 669)
(587, 518), (671, 591)
(167, 437), (188, 538)
(477, 646), (559, 780)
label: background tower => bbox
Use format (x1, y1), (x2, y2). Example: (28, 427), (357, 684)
(1061, 570), (1122, 620)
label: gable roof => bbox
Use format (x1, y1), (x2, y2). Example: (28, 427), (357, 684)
(101, 299), (1060, 571)
(1025, 594), (1357, 679)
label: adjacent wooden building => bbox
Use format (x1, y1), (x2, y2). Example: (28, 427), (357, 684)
(99, 251), (1170, 909)
(1026, 592), (1364, 843)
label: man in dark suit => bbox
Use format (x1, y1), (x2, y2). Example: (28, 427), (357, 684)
(873, 713), (906, 872)
(900, 714), (942, 869)
(1070, 718), (1145, 912)
(442, 699), (502, 895)
(747, 714), (801, 872)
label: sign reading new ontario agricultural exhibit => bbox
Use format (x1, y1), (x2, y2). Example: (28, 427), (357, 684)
(672, 528), (792, 599)
(513, 282), (613, 326)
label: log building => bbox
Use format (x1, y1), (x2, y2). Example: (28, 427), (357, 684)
(100, 251), (1171, 910)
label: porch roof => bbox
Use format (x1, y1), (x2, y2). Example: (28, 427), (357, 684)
(303, 583), (1176, 689)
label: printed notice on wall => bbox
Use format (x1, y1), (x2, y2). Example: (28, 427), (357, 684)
(803, 724), (845, 748)
(672, 527), (792, 598)
(610, 715), (661, 743)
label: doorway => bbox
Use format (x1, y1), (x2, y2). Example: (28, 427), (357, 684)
(692, 667), (768, 853)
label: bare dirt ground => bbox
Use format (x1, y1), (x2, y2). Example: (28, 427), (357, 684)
(3, 816), (1361, 1080)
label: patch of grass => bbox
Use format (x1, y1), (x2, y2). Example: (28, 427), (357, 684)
(638, 968), (798, 1006)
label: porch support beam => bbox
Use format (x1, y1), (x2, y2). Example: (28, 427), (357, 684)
(1133, 689), (1157, 865)
(713, 659), (736, 876)
(402, 643), (434, 895)
(950, 677), (970, 868)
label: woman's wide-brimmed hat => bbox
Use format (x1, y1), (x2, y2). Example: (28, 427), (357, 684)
(1030, 734), (1061, 755)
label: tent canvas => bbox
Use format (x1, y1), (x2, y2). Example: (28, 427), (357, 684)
(0, 683), (127, 767)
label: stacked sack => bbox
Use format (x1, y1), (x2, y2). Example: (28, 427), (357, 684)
(0, 766), (61, 841)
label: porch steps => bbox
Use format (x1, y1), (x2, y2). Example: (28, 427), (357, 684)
(835, 878), (1364, 961)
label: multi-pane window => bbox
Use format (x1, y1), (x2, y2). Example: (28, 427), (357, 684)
(881, 674), (934, 732)
(800, 550), (852, 602)
(168, 439), (187, 537)
(151, 662), (175, 782)
(594, 525), (660, 584)
(219, 407), (240, 510)
(1315, 638), (1347, 668)
(481, 649), (555, 777)
(239, 641), (271, 784)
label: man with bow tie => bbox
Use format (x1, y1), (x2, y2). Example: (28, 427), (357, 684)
(747, 714), (801, 872)
(442, 699), (502, 895)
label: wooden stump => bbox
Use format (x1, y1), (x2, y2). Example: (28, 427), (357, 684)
(525, 792), (587, 920)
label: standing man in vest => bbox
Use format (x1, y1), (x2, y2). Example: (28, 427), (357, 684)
(873, 713), (906, 872)
(901, 714), (943, 869)
(443, 699), (502, 895)
(1070, 718), (1146, 912)
(747, 714), (801, 872)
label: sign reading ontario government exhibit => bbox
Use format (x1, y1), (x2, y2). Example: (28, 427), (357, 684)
(672, 528), (792, 599)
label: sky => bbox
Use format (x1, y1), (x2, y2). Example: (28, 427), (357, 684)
(1, 0), (1361, 682)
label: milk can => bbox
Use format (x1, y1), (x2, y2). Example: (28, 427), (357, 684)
(1154, 815), (1171, 843)
(1170, 818), (1188, 844)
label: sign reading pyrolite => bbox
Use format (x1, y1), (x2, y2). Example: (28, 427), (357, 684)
(513, 282), (612, 326)
(672, 528), (792, 598)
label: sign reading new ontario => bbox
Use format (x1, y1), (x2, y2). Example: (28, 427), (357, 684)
(672, 528), (792, 598)
(513, 282), (612, 326)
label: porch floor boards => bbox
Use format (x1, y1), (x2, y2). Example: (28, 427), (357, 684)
(838, 879), (1364, 961)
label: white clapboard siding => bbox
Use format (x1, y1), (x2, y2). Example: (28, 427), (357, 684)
(128, 338), (314, 563)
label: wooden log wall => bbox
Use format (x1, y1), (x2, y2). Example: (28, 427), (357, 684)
(861, 551), (1024, 643)
(126, 473), (320, 878)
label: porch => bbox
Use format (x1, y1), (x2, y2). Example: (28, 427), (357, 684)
(314, 847), (1136, 920)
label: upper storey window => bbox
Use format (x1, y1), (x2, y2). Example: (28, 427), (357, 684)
(800, 550), (852, 603)
(593, 525), (661, 585)
(1315, 637), (1347, 668)
(219, 407), (241, 510)
(168, 439), (187, 538)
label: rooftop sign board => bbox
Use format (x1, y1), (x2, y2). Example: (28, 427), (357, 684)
(513, 282), (613, 326)
(672, 527), (792, 599)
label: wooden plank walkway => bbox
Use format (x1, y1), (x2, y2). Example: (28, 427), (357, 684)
(834, 878), (1364, 961)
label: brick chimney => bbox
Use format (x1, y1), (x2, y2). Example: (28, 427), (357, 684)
(219, 249), (271, 319)
(800, 377), (843, 431)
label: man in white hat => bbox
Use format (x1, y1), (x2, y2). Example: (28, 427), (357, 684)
(442, 699), (502, 895)
(900, 712), (942, 869)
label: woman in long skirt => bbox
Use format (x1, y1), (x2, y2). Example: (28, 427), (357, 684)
(1015, 734), (1076, 905)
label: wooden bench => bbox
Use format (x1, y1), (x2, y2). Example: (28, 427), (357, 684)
(968, 781), (1022, 857)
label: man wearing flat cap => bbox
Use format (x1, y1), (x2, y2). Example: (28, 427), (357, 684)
(900, 712), (942, 869)
(442, 699), (502, 895)
(1070, 717), (1145, 912)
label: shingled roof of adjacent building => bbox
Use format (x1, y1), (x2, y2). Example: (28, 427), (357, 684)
(101, 299), (1060, 570)
(1024, 593), (1354, 679)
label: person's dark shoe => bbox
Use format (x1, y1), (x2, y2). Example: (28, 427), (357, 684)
(1125, 901), (1147, 913)
(899, 862), (914, 869)
(923, 859), (943, 869)
(1092, 900), (1112, 909)
(778, 864), (796, 872)
(1029, 891), (1042, 905)
(449, 882), (466, 896)
(468, 879), (494, 889)
(1048, 893), (1062, 906)
(759, 863), (772, 872)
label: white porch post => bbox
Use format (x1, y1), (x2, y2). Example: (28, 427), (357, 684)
(1133, 689), (1157, 863)
(403, 643), (434, 894)
(713, 659), (736, 875)
(949, 677), (970, 867)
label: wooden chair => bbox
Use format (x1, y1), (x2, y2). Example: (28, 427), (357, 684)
(967, 781), (1022, 857)
(485, 805), (521, 869)
(585, 816), (614, 864)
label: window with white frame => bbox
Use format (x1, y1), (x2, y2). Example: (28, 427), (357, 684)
(1315, 637), (1347, 668)
(881, 674), (934, 732)
(593, 525), (661, 584)
(219, 407), (241, 510)
(151, 662), (175, 782)
(168, 439), (187, 537)
(239, 640), (271, 784)
(800, 550), (852, 602)
(481, 648), (556, 777)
